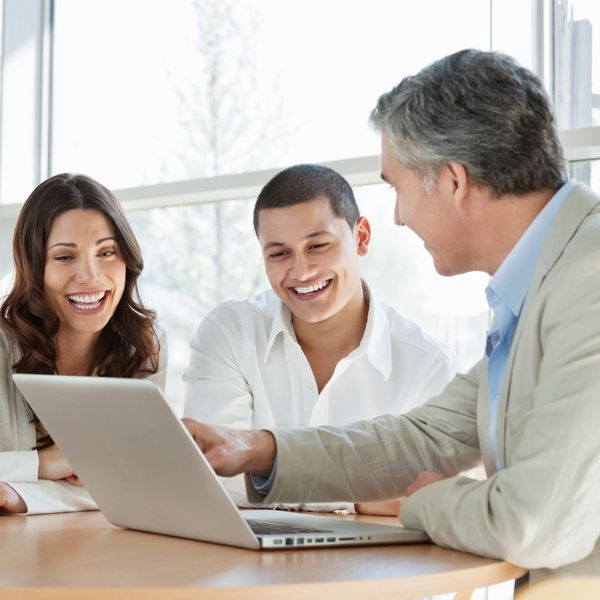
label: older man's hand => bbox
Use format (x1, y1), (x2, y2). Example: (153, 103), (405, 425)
(182, 418), (277, 478)
(355, 471), (445, 516)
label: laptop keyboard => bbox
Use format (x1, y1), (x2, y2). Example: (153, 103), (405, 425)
(246, 520), (334, 535)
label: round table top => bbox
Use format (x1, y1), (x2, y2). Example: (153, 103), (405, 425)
(0, 510), (526, 599)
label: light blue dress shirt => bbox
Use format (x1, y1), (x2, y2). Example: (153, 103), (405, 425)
(485, 179), (577, 470)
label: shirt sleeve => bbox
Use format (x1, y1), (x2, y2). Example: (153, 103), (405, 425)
(4, 480), (97, 514)
(0, 450), (39, 482)
(419, 346), (459, 405)
(183, 313), (254, 430)
(250, 463), (277, 495)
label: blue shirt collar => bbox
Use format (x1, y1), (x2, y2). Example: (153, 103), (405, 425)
(486, 180), (578, 319)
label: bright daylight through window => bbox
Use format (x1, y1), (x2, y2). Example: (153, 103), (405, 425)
(1, 0), (598, 410)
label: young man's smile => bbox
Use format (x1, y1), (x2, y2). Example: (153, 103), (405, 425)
(257, 195), (370, 325)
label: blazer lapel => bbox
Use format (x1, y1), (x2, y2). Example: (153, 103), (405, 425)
(494, 184), (600, 467)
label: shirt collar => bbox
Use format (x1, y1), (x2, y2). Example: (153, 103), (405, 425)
(361, 282), (393, 379)
(264, 298), (295, 362)
(263, 281), (392, 379)
(486, 179), (578, 320)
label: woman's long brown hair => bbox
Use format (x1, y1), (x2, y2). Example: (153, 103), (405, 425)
(0, 173), (160, 448)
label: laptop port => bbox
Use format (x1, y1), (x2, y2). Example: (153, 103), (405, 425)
(297, 537), (304, 545)
(273, 539), (282, 545)
(315, 538), (324, 543)
(339, 537), (357, 541)
(327, 537), (335, 542)
(285, 538), (293, 546)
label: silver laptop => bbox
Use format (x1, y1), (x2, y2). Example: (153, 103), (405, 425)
(13, 374), (428, 550)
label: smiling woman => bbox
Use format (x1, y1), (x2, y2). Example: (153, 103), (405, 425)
(0, 173), (166, 515)
(44, 209), (128, 362)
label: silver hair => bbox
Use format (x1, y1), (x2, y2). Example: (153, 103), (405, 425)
(370, 49), (568, 197)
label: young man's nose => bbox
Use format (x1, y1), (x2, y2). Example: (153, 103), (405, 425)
(289, 254), (317, 281)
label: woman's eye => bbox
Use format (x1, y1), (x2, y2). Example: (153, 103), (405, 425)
(311, 243), (329, 250)
(54, 255), (73, 262)
(99, 249), (117, 257)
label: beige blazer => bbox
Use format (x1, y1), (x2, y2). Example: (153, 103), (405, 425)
(248, 183), (600, 578)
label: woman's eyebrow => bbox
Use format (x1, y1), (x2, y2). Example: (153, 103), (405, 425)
(96, 236), (117, 245)
(48, 242), (77, 249)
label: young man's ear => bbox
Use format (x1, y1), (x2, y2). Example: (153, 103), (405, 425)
(355, 217), (371, 256)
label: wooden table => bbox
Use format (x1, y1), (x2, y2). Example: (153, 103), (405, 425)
(0, 510), (526, 599)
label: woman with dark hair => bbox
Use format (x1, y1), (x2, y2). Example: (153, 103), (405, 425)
(0, 173), (166, 514)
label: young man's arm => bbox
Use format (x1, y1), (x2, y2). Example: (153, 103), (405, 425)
(183, 311), (254, 428)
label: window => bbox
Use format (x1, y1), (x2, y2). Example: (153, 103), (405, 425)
(51, 0), (493, 189)
(0, 0), (597, 411)
(554, 0), (600, 129)
(568, 158), (600, 190)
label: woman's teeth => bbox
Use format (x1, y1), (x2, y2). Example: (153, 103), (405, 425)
(67, 291), (106, 310)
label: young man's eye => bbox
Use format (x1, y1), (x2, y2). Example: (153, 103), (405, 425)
(269, 251), (288, 259)
(311, 243), (329, 250)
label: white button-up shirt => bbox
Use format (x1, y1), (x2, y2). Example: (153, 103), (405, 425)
(183, 285), (457, 507)
(184, 286), (456, 428)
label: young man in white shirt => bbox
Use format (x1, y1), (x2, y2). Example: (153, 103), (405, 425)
(183, 164), (456, 508)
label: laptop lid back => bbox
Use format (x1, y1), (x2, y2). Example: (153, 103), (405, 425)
(13, 374), (259, 549)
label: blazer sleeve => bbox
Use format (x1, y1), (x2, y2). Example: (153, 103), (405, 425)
(0, 451), (38, 482)
(0, 332), (39, 482)
(400, 250), (600, 569)
(246, 362), (482, 504)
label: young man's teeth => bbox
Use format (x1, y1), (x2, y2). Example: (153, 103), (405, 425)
(294, 280), (329, 295)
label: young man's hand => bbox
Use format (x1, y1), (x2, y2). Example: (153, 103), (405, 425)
(182, 419), (277, 478)
(0, 482), (27, 513)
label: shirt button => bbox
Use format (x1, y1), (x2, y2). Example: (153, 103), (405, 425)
(305, 382), (313, 390)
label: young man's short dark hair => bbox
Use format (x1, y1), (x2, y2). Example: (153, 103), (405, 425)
(253, 164), (360, 234)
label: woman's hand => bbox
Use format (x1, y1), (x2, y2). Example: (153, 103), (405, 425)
(0, 482), (27, 513)
(38, 445), (76, 480)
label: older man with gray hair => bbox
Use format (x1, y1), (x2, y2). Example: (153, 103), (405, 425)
(183, 49), (600, 580)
